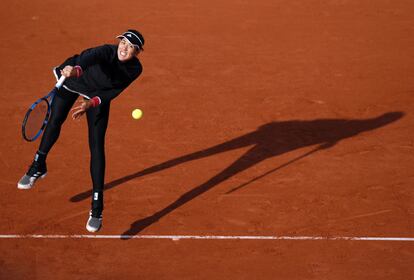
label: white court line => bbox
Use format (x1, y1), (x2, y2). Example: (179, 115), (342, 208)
(0, 234), (413, 241)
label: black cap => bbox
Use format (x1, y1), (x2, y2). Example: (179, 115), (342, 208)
(116, 29), (144, 50)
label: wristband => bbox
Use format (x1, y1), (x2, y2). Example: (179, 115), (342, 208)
(90, 96), (101, 108)
(74, 65), (83, 78)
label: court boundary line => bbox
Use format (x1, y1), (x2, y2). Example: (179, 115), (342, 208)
(0, 234), (413, 241)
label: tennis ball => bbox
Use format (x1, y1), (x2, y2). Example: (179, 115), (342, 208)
(132, 109), (143, 120)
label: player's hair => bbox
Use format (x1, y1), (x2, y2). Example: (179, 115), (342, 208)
(128, 29), (145, 51)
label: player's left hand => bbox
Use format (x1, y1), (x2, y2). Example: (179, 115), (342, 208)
(71, 99), (92, 120)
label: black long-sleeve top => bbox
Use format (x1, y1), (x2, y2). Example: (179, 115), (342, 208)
(53, 44), (142, 105)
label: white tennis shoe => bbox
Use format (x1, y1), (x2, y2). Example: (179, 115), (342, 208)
(17, 161), (47, 189)
(86, 211), (103, 232)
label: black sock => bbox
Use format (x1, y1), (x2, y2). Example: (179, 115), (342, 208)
(91, 191), (104, 217)
(34, 150), (47, 163)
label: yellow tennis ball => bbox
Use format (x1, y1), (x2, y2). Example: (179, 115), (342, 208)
(132, 109), (143, 120)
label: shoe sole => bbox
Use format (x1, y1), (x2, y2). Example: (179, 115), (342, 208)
(17, 173), (47, 190)
(86, 224), (102, 233)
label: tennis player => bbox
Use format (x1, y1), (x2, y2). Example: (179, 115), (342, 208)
(17, 29), (144, 232)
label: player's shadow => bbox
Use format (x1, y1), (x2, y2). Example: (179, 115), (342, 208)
(70, 112), (403, 237)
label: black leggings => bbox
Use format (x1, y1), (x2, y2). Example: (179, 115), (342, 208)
(39, 88), (109, 213)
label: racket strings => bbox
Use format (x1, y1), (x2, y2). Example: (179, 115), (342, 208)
(24, 100), (49, 140)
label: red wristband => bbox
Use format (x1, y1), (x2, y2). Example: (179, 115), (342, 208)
(90, 96), (101, 108)
(74, 65), (83, 78)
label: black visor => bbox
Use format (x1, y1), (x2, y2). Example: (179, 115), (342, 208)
(116, 30), (144, 50)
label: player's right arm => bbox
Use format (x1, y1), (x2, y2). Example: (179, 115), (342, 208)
(76, 45), (114, 71)
(57, 45), (113, 78)
(60, 65), (79, 78)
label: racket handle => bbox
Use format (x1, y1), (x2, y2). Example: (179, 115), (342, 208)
(55, 75), (66, 89)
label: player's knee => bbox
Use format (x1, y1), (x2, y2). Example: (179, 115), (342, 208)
(48, 117), (63, 129)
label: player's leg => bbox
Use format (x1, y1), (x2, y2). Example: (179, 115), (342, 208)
(85, 102), (110, 232)
(38, 88), (79, 154)
(18, 88), (78, 189)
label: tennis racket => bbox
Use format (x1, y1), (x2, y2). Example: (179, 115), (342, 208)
(22, 76), (66, 142)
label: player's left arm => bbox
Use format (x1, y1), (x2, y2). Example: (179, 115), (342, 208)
(94, 86), (127, 105)
(70, 84), (130, 120)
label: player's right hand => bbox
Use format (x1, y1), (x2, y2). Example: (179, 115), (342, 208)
(60, 65), (77, 78)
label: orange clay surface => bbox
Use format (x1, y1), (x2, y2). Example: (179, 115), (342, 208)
(0, 0), (413, 279)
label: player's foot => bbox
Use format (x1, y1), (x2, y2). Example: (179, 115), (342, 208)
(86, 211), (102, 232)
(17, 160), (47, 189)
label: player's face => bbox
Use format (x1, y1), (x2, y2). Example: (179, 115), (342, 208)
(117, 39), (138, 62)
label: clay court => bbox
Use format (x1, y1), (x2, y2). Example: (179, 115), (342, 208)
(0, 0), (413, 279)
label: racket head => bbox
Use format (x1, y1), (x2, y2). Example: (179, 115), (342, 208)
(22, 97), (51, 142)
